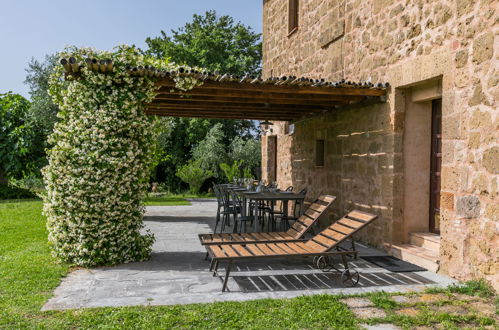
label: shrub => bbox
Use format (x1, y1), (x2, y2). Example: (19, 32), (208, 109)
(176, 160), (214, 194)
(0, 183), (37, 200)
(220, 160), (243, 182)
(43, 46), (201, 266)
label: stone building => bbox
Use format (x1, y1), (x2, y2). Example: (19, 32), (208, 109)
(260, 0), (498, 289)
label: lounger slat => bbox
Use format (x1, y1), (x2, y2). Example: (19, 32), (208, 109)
(286, 242), (310, 254)
(308, 204), (328, 213)
(296, 242), (321, 253)
(251, 233), (268, 240)
(305, 208), (321, 218)
(305, 240), (328, 252)
(260, 233), (275, 240)
(210, 245), (227, 258)
(232, 244), (253, 257)
(267, 243), (288, 254)
(256, 244), (277, 255)
(222, 245), (239, 257)
(338, 218), (365, 229)
(240, 233), (255, 241)
(319, 195), (335, 203)
(298, 216), (314, 226)
(331, 223), (355, 235)
(291, 221), (308, 233)
(229, 234), (244, 241)
(313, 234), (337, 248)
(219, 233), (232, 241)
(246, 244), (266, 256)
(276, 243), (298, 254)
(321, 228), (346, 241)
(347, 211), (375, 222)
(286, 227), (301, 238)
(209, 234), (222, 242)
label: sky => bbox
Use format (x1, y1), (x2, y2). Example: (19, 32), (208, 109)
(0, 0), (263, 98)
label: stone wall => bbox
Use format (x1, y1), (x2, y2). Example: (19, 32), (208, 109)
(262, 0), (498, 288)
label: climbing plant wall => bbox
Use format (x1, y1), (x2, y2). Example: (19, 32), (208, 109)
(44, 46), (183, 266)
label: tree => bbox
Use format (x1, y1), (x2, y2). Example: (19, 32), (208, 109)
(146, 10), (262, 75)
(176, 160), (213, 194)
(0, 92), (45, 184)
(24, 54), (59, 135)
(229, 136), (261, 174)
(145, 10), (262, 191)
(192, 123), (228, 178)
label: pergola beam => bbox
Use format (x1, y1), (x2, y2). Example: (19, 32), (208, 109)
(156, 79), (386, 96)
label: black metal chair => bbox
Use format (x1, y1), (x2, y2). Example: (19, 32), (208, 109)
(274, 187), (307, 230)
(228, 190), (253, 233)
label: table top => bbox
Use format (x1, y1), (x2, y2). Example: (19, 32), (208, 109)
(236, 190), (306, 201)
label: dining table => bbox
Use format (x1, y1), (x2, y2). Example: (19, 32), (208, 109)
(234, 189), (306, 232)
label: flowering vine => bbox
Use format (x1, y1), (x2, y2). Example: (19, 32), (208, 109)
(43, 45), (198, 266)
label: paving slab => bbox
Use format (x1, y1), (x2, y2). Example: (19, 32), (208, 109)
(42, 199), (458, 311)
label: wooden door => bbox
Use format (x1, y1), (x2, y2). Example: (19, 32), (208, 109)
(429, 99), (442, 234)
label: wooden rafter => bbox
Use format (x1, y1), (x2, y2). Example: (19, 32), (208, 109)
(59, 58), (389, 121)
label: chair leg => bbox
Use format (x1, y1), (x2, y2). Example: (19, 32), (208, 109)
(212, 260), (219, 275)
(222, 261), (233, 292)
(205, 252), (209, 260)
(341, 254), (349, 270)
(214, 208), (220, 233)
(351, 237), (358, 259)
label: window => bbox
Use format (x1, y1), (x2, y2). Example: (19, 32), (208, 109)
(315, 140), (325, 166)
(288, 0), (299, 35)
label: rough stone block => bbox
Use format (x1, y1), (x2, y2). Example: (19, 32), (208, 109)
(472, 32), (494, 64)
(482, 147), (498, 174)
(456, 195), (481, 218)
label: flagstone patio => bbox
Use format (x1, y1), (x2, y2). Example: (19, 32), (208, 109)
(42, 199), (457, 311)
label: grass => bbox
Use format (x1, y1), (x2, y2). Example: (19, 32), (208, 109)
(0, 199), (357, 329)
(144, 193), (214, 206)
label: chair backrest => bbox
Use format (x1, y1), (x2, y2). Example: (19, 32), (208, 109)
(304, 210), (378, 252)
(285, 194), (336, 239)
(213, 184), (222, 205)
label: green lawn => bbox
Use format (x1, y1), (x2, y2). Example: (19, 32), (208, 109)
(144, 193), (214, 206)
(0, 199), (496, 329)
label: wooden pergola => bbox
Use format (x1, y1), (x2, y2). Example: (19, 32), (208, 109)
(61, 59), (388, 122)
(146, 75), (388, 122)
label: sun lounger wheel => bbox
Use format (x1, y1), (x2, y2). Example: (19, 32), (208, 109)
(341, 269), (360, 287)
(315, 256), (330, 270)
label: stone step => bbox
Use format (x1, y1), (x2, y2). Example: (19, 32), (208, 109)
(390, 244), (440, 273)
(410, 232), (441, 252)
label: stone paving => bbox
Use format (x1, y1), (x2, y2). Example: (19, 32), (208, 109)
(42, 199), (457, 311)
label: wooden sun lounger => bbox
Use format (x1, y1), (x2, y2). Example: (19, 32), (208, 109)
(198, 195), (336, 246)
(204, 210), (378, 291)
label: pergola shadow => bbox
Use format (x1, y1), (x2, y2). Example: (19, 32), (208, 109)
(231, 271), (435, 293)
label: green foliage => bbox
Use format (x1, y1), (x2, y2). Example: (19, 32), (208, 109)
(43, 45), (184, 266)
(0, 92), (46, 182)
(176, 160), (214, 194)
(0, 183), (37, 200)
(152, 117), (255, 192)
(145, 11), (261, 191)
(243, 167), (253, 179)
(191, 123), (227, 177)
(368, 291), (399, 310)
(220, 160), (243, 182)
(229, 136), (261, 171)
(24, 54), (60, 135)
(146, 10), (262, 75)
(426, 279), (496, 298)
